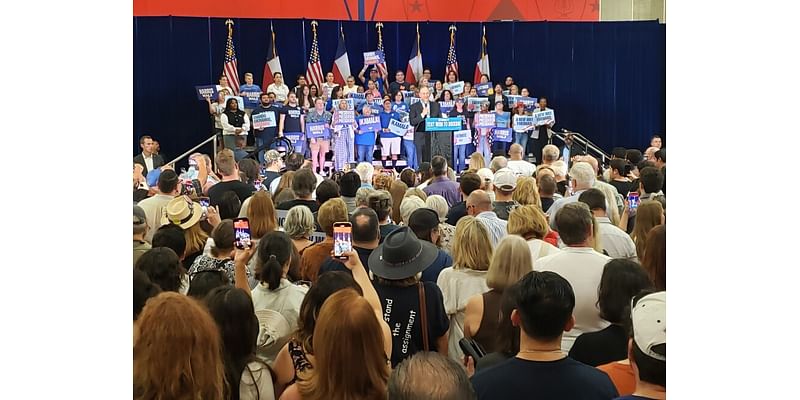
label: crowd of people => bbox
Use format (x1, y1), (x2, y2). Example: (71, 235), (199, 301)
(200, 67), (560, 176)
(134, 127), (666, 399)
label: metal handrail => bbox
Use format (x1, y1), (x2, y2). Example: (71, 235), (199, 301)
(165, 134), (218, 166)
(549, 129), (611, 164)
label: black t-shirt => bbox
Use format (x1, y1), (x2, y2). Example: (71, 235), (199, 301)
(373, 281), (450, 367)
(557, 180), (569, 197)
(318, 246), (373, 276)
(277, 199), (320, 212)
(540, 197), (555, 213)
(379, 223), (401, 243)
(281, 105), (303, 133)
(208, 180), (255, 206)
(445, 201), (467, 226)
(609, 180), (635, 196)
(471, 356), (618, 400)
(569, 324), (629, 367)
(263, 171), (281, 187)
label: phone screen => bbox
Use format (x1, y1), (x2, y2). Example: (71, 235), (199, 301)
(333, 223), (353, 258)
(198, 198), (210, 220)
(627, 193), (640, 210)
(233, 218), (252, 249)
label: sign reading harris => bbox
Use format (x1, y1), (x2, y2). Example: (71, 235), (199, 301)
(453, 129), (472, 145)
(512, 115), (536, 132)
(474, 113), (496, 128)
(252, 111), (277, 129)
(284, 132), (306, 153)
(444, 81), (465, 95)
(493, 127), (513, 143)
(388, 119), (410, 136)
(195, 85), (218, 101)
(306, 122), (330, 139)
(336, 110), (356, 125)
(533, 109), (555, 126)
(475, 82), (493, 96)
(363, 50), (385, 66)
(357, 115), (382, 133)
(425, 117), (463, 131)
(240, 90), (261, 109)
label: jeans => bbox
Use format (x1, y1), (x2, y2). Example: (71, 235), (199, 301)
(403, 139), (418, 169)
(514, 132), (529, 152)
(477, 136), (492, 162)
(453, 144), (468, 173)
(492, 140), (508, 156)
(223, 135), (237, 151)
(255, 130), (276, 163)
(357, 145), (374, 163)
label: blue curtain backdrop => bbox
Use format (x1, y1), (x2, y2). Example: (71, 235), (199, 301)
(134, 17), (665, 158)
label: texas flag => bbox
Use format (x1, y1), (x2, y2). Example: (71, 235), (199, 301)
(474, 26), (490, 84)
(331, 27), (351, 86)
(406, 24), (423, 84)
(262, 25), (283, 89)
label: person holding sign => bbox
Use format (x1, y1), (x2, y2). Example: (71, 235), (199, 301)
(306, 98), (333, 175)
(379, 99), (402, 168)
(332, 100), (356, 171)
(473, 103), (494, 162)
(532, 97), (556, 165)
(493, 102), (512, 155)
(358, 65), (387, 96)
(220, 97), (250, 151)
(409, 87), (442, 164)
(251, 93), (281, 163)
(512, 103), (535, 152)
(207, 89), (229, 141)
(278, 92), (305, 154)
(355, 106), (380, 163)
(448, 98), (473, 174)
(325, 86), (345, 112)
(488, 83), (509, 112)
(391, 91), (408, 114)
(238, 72), (262, 115)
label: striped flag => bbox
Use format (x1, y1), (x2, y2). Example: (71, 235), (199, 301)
(406, 24), (423, 85)
(223, 19), (240, 95)
(305, 21), (325, 91)
(331, 25), (351, 86)
(262, 23), (283, 89)
(376, 23), (388, 78)
(445, 25), (459, 79)
(474, 25), (491, 84)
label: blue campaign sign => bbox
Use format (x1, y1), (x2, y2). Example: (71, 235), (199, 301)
(306, 122), (330, 139)
(513, 115), (536, 132)
(438, 101), (454, 114)
(405, 96), (421, 107)
(533, 109), (555, 126)
(388, 119), (410, 136)
(363, 50), (385, 65)
(508, 95), (538, 111)
(466, 97), (488, 111)
(401, 90), (415, 99)
(284, 132), (306, 153)
(425, 117), (463, 132)
(444, 81), (465, 95)
(195, 85), (218, 101)
(493, 128), (513, 143)
(357, 115), (382, 133)
(475, 82), (493, 96)
(495, 112), (511, 128)
(240, 90), (261, 108)
(348, 92), (367, 109)
(453, 129), (472, 145)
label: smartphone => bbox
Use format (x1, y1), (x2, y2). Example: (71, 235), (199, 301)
(233, 217), (252, 250)
(459, 337), (486, 362)
(627, 192), (640, 211)
(253, 179), (263, 191)
(333, 222), (353, 259)
(191, 179), (203, 194)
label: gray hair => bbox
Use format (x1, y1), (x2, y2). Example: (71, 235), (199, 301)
(489, 156), (508, 172)
(355, 187), (375, 207)
(542, 145), (560, 162)
(569, 162), (596, 189)
(355, 162), (374, 183)
(425, 195), (449, 222)
(400, 196), (426, 225)
(388, 352), (476, 400)
(550, 160), (567, 177)
(283, 205), (315, 239)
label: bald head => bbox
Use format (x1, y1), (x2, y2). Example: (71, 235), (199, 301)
(509, 144), (524, 160)
(419, 86), (431, 101)
(466, 190), (492, 215)
(388, 352), (476, 400)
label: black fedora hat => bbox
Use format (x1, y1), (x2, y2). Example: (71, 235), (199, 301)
(369, 226), (439, 280)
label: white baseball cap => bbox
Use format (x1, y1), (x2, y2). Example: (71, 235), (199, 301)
(632, 291), (666, 361)
(477, 168), (494, 183)
(493, 168), (517, 190)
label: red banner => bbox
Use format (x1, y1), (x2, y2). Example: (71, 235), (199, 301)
(133, 0), (600, 21)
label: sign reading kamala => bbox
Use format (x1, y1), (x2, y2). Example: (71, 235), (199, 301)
(363, 50), (385, 65)
(306, 122), (330, 139)
(195, 85), (218, 101)
(252, 111), (277, 129)
(336, 110), (355, 125)
(512, 115), (536, 132)
(425, 117), (463, 131)
(444, 81), (465, 95)
(284, 132), (305, 153)
(533, 109), (555, 126)
(475, 82), (493, 96)
(388, 119), (409, 136)
(474, 113), (496, 128)
(438, 101), (454, 114)
(357, 115), (382, 132)
(493, 127), (513, 142)
(453, 129), (472, 145)
(348, 92), (367, 109)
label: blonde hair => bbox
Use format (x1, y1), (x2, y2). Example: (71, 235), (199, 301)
(318, 198), (349, 237)
(452, 216), (493, 271)
(184, 223), (209, 256)
(486, 235), (532, 291)
(632, 200), (664, 257)
(550, 160), (567, 177)
(284, 205), (315, 239)
(247, 191), (277, 240)
(425, 195), (449, 222)
(215, 149), (236, 176)
(469, 152), (486, 170)
(373, 174), (393, 191)
(507, 205), (550, 240)
(404, 187), (428, 201)
(389, 179), (408, 224)
(512, 177), (541, 208)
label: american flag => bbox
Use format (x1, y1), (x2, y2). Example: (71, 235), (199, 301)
(445, 26), (459, 79)
(306, 21), (325, 91)
(376, 26), (388, 77)
(223, 20), (241, 95)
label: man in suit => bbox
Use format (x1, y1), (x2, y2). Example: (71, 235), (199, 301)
(134, 135), (165, 177)
(559, 133), (586, 172)
(409, 86), (442, 164)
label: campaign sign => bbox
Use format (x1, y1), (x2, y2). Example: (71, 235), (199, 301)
(438, 101), (454, 114)
(444, 81), (465, 95)
(241, 91), (261, 108)
(493, 127), (513, 143)
(405, 96), (421, 107)
(225, 95), (246, 110)
(284, 132), (306, 153)
(388, 119), (410, 136)
(401, 90), (416, 100)
(363, 50), (385, 66)
(502, 90), (510, 96)
(495, 112), (511, 128)
(475, 82), (493, 96)
(512, 115), (536, 132)
(333, 98), (355, 111)
(336, 110), (356, 125)
(475, 113), (496, 128)
(466, 97), (489, 110)
(533, 109), (555, 126)
(252, 111), (277, 129)
(357, 115), (382, 133)
(507, 95), (538, 111)
(425, 117), (463, 131)
(396, 110), (410, 122)
(348, 92), (367, 109)
(306, 122), (330, 139)
(195, 85), (218, 101)
(453, 129), (472, 145)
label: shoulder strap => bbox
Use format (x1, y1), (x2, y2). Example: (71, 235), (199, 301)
(418, 282), (430, 352)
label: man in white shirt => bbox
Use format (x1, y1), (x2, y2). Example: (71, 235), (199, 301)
(133, 135), (165, 177)
(578, 189), (637, 261)
(342, 75), (360, 96)
(546, 162), (595, 230)
(466, 190), (507, 246)
(506, 143), (535, 177)
(136, 169), (180, 243)
(534, 202), (610, 352)
(266, 72), (290, 103)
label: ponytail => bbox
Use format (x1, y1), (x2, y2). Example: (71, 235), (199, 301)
(255, 231), (293, 290)
(263, 255), (283, 290)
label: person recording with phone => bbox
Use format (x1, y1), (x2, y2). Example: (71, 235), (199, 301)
(409, 87), (442, 163)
